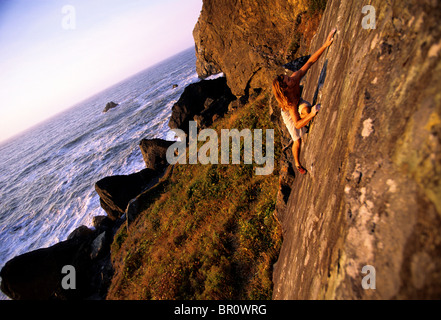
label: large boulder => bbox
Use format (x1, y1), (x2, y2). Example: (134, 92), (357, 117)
(1, 224), (114, 300)
(1, 235), (93, 300)
(95, 168), (158, 220)
(139, 139), (174, 171)
(168, 77), (236, 135)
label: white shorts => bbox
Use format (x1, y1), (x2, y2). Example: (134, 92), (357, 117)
(281, 108), (307, 142)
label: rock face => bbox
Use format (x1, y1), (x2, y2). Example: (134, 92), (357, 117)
(195, 0), (441, 300)
(103, 101), (119, 113)
(168, 77), (236, 134)
(270, 0), (441, 299)
(193, 0), (324, 97)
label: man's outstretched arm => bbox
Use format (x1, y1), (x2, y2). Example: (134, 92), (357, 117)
(294, 28), (336, 79)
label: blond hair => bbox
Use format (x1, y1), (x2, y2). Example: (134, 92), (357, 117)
(272, 75), (290, 111)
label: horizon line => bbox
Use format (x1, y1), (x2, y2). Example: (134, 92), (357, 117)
(0, 46), (197, 146)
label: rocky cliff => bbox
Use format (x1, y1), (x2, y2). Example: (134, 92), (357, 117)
(195, 0), (441, 299)
(193, 0), (324, 97)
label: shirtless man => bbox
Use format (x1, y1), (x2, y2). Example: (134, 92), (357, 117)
(272, 28), (336, 174)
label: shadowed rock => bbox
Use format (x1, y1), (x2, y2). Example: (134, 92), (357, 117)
(95, 168), (158, 221)
(139, 139), (174, 171)
(168, 77), (236, 135)
(0, 225), (114, 300)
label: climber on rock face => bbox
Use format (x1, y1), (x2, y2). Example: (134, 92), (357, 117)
(272, 28), (336, 175)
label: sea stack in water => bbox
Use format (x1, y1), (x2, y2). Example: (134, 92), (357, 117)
(103, 101), (119, 113)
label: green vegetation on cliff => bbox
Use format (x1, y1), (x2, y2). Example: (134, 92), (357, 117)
(107, 93), (283, 300)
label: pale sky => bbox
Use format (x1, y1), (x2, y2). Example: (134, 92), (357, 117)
(0, 0), (202, 143)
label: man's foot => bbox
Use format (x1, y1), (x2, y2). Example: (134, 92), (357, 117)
(296, 165), (307, 175)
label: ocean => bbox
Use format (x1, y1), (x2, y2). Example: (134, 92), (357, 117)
(0, 47), (206, 298)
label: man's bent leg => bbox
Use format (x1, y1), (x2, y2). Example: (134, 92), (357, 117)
(292, 139), (307, 174)
(292, 139), (301, 167)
